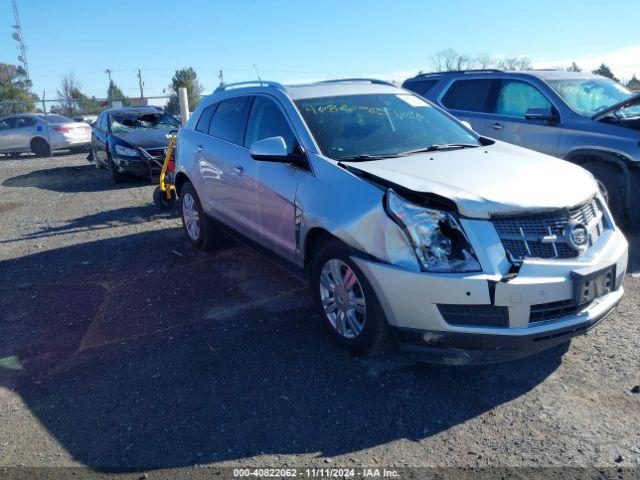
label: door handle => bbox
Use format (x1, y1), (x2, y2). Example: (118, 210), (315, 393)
(196, 144), (204, 152)
(490, 122), (503, 130)
(233, 165), (245, 174)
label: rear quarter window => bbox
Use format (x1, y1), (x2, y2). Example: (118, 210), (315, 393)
(404, 79), (438, 96)
(441, 79), (496, 112)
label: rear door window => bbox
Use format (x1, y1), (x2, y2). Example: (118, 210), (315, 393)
(441, 79), (497, 112)
(495, 80), (553, 117)
(208, 97), (251, 145)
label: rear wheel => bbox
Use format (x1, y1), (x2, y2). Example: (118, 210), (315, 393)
(310, 240), (393, 355)
(179, 181), (222, 250)
(582, 162), (626, 223)
(30, 138), (51, 158)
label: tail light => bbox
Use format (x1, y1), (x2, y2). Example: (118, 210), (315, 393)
(53, 126), (71, 133)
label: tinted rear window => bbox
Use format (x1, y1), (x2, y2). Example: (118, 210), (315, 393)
(441, 79), (496, 112)
(405, 79), (438, 96)
(208, 97), (251, 144)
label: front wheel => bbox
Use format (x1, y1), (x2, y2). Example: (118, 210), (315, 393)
(310, 240), (393, 355)
(582, 162), (626, 224)
(108, 154), (126, 184)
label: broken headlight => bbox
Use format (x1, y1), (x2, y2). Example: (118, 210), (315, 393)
(385, 189), (481, 273)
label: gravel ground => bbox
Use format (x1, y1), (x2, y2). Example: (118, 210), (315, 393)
(0, 153), (639, 478)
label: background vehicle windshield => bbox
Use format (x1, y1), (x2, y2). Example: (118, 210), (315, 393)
(44, 114), (72, 124)
(110, 112), (180, 133)
(548, 78), (640, 117)
(295, 94), (478, 159)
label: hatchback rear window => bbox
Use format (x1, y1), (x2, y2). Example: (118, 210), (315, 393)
(441, 79), (496, 112)
(208, 97), (251, 144)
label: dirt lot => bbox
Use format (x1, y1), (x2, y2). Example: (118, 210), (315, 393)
(0, 153), (639, 476)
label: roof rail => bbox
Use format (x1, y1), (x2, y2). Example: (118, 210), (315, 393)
(215, 80), (285, 92)
(415, 69), (504, 77)
(316, 78), (396, 87)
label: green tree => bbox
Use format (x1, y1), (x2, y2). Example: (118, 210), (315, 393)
(166, 67), (204, 113)
(592, 63), (618, 82)
(627, 74), (640, 91)
(567, 62), (582, 72)
(0, 63), (37, 113)
(107, 80), (129, 105)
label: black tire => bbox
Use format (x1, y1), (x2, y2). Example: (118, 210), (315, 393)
(310, 239), (393, 355)
(179, 181), (222, 250)
(153, 186), (176, 211)
(108, 153), (126, 184)
(582, 162), (626, 223)
(30, 138), (51, 158)
(91, 147), (105, 169)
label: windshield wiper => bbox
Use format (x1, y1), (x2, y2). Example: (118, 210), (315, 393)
(338, 153), (403, 162)
(398, 143), (480, 155)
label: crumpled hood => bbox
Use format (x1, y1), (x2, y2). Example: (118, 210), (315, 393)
(592, 91), (640, 121)
(343, 141), (598, 218)
(113, 129), (172, 148)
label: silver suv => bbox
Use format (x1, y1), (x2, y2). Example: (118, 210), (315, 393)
(174, 79), (628, 364)
(403, 70), (640, 223)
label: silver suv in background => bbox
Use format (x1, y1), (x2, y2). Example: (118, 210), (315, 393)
(403, 70), (640, 223)
(174, 79), (627, 364)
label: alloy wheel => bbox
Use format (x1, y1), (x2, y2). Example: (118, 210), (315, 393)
(319, 259), (366, 339)
(182, 193), (200, 240)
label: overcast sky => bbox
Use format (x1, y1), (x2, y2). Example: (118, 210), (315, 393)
(1, 0), (639, 99)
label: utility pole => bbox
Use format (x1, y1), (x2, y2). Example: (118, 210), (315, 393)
(10, 0), (30, 81)
(218, 69), (225, 88)
(137, 69), (145, 103)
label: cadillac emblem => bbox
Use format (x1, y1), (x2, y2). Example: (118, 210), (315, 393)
(563, 220), (589, 253)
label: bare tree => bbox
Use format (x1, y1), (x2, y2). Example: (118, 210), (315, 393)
(475, 52), (495, 69)
(497, 56), (532, 71)
(431, 49), (475, 72)
(57, 73), (84, 116)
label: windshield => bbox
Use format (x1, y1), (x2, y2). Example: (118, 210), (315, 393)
(548, 78), (640, 117)
(295, 94), (478, 160)
(110, 111), (180, 133)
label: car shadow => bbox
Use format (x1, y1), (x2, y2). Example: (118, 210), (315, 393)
(2, 164), (149, 193)
(0, 226), (570, 471)
(0, 150), (88, 161)
(0, 205), (176, 245)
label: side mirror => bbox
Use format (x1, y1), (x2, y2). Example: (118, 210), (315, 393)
(460, 120), (473, 131)
(525, 107), (558, 122)
(250, 136), (291, 162)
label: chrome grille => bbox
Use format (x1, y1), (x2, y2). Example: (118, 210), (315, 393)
(492, 198), (607, 260)
(141, 147), (166, 158)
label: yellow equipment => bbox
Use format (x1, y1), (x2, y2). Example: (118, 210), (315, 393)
(152, 134), (177, 210)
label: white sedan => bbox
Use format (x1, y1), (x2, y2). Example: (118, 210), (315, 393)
(0, 113), (91, 157)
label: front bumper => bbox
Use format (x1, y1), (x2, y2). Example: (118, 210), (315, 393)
(353, 227), (628, 364)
